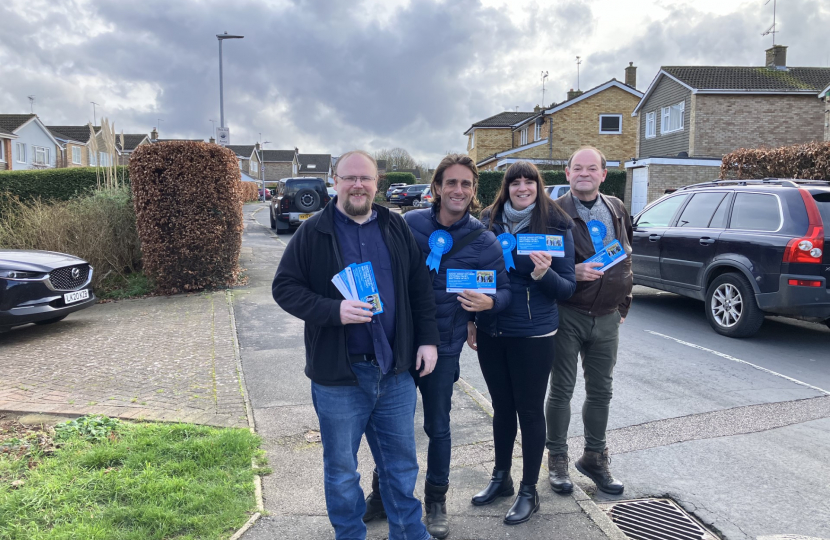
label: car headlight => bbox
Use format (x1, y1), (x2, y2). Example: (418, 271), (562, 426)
(0, 270), (44, 280)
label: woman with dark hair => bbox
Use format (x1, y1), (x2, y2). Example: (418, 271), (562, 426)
(469, 160), (576, 525)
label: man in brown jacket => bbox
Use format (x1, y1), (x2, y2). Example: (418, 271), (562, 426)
(545, 146), (633, 496)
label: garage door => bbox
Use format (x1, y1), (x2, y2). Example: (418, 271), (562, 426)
(631, 167), (648, 215)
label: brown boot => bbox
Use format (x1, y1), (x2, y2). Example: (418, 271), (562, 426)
(575, 448), (624, 495)
(362, 469), (386, 522)
(547, 452), (573, 494)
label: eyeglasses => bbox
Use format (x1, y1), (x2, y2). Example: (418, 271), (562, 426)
(336, 175), (377, 185)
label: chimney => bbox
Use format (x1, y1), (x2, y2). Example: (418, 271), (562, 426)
(209, 136), (215, 144)
(255, 142), (260, 151)
(766, 45), (788, 70)
(625, 62), (637, 88)
(566, 88), (584, 101)
(533, 104), (543, 113)
(150, 127), (158, 141)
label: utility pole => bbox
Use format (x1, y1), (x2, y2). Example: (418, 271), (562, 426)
(541, 71), (549, 108)
(216, 32), (244, 131)
(261, 141), (270, 202)
(576, 56), (582, 90)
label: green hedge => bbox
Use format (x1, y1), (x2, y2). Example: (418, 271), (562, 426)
(477, 170), (626, 209)
(378, 171), (418, 199)
(0, 166), (130, 205)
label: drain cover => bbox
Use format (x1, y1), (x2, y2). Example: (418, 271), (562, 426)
(607, 499), (714, 540)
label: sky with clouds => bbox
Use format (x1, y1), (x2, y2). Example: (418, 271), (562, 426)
(1, 0), (828, 164)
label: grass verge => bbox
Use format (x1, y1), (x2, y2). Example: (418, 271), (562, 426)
(96, 270), (156, 301)
(0, 415), (267, 540)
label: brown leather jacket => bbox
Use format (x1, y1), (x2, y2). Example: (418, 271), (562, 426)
(555, 192), (633, 318)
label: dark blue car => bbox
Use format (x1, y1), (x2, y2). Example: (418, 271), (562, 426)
(0, 250), (96, 331)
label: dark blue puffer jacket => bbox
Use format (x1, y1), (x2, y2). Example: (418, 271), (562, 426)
(404, 208), (511, 355)
(476, 209), (576, 338)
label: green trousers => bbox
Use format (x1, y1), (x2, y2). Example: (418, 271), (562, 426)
(545, 304), (621, 455)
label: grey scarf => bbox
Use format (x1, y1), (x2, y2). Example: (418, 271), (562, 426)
(503, 200), (535, 234)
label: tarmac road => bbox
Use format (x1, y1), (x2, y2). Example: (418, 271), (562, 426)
(252, 203), (830, 539)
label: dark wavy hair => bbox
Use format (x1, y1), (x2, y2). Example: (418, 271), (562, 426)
(431, 153), (481, 214)
(485, 160), (572, 233)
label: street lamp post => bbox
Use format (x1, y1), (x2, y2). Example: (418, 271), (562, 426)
(261, 141), (270, 202)
(216, 31), (244, 139)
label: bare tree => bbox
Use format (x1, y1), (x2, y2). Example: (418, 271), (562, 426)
(373, 148), (418, 171)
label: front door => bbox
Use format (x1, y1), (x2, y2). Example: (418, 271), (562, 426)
(631, 167), (648, 215)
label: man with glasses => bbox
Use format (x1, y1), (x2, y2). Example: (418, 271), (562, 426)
(273, 150), (441, 540)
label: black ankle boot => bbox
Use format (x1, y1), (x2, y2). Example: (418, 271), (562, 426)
(503, 482), (540, 525)
(362, 469), (386, 522)
(424, 480), (449, 539)
(575, 448), (624, 495)
(471, 468), (514, 506)
(548, 452), (573, 494)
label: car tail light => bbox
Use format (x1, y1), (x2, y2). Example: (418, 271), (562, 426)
(783, 189), (824, 264)
(787, 279), (822, 287)
(281, 197), (289, 212)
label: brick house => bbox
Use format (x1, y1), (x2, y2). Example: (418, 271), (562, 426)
(259, 149), (298, 182)
(225, 145), (258, 177)
(115, 134), (151, 165)
(47, 125), (100, 168)
(0, 127), (18, 171)
(0, 114), (61, 170)
(297, 153), (331, 178)
(466, 67), (642, 172)
(625, 45), (830, 214)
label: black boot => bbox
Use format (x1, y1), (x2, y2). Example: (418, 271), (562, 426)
(362, 469), (386, 522)
(575, 448), (624, 495)
(503, 482), (540, 525)
(424, 480), (449, 539)
(548, 452), (573, 494)
(471, 469), (514, 506)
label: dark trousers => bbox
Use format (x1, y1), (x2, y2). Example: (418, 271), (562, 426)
(545, 304), (620, 455)
(477, 332), (555, 486)
(413, 353), (460, 487)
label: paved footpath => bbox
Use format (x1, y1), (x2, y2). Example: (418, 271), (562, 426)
(235, 203), (623, 540)
(0, 284), (248, 428)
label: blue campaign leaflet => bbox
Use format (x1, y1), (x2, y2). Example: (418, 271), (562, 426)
(446, 269), (497, 295)
(516, 234), (565, 256)
(349, 262), (384, 315)
(583, 240), (627, 272)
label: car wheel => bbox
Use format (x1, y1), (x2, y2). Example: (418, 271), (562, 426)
(270, 209), (276, 230)
(34, 315), (68, 326)
(294, 189), (321, 213)
(705, 273), (765, 338)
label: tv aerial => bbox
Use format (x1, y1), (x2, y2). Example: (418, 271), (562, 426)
(761, 0), (778, 45)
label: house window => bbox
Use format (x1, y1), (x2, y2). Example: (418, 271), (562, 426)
(661, 101), (685, 134)
(307, 164), (316, 169)
(99, 152), (109, 166)
(251, 161), (258, 173)
(534, 122), (542, 141)
(470, 130), (475, 149)
(520, 128), (528, 146)
(645, 112), (656, 139)
(599, 114), (622, 134)
(89, 149), (96, 166)
(0, 141), (5, 162)
(33, 146), (50, 166)
(72, 146), (82, 164)
(17, 143), (26, 163)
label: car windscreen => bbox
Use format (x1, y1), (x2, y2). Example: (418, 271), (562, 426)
(287, 180), (325, 196)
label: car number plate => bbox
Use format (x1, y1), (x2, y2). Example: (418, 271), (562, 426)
(64, 289), (89, 304)
(298, 213), (313, 221)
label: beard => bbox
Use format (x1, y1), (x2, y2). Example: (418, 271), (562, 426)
(342, 190), (372, 217)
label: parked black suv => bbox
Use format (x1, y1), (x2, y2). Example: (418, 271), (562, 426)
(270, 177), (330, 234)
(389, 184), (429, 206)
(632, 179), (830, 337)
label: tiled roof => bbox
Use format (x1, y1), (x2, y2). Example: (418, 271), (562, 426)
(470, 111), (537, 129)
(298, 153), (331, 173)
(0, 126), (15, 137)
(46, 125), (100, 144)
(116, 134), (149, 152)
(0, 114), (36, 133)
(662, 66), (830, 92)
(224, 145), (256, 158)
(261, 149), (295, 162)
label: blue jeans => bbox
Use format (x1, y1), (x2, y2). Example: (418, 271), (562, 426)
(311, 361), (430, 540)
(414, 353), (460, 486)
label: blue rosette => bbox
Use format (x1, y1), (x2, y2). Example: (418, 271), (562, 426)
(497, 233), (517, 272)
(426, 230), (453, 271)
(586, 220), (607, 254)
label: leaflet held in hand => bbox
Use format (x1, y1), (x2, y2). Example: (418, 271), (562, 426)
(583, 240), (627, 272)
(516, 234), (565, 256)
(330, 262), (384, 315)
(446, 269), (497, 294)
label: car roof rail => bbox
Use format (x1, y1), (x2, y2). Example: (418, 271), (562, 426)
(676, 178), (830, 191)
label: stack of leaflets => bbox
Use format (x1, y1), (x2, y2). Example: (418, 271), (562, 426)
(584, 239), (627, 271)
(331, 262), (384, 315)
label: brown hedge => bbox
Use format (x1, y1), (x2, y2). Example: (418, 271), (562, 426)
(129, 141), (243, 293)
(721, 141), (830, 180)
(241, 181), (259, 202)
